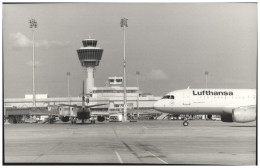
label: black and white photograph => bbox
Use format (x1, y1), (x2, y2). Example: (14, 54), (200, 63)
(3, 1), (257, 165)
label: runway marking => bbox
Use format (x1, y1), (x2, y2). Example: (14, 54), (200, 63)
(142, 125), (148, 129)
(115, 150), (123, 163)
(127, 126), (132, 130)
(147, 151), (168, 164)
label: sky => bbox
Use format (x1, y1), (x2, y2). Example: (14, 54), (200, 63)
(2, 2), (257, 98)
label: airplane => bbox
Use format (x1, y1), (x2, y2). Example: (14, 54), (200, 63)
(153, 88), (256, 126)
(59, 81), (107, 124)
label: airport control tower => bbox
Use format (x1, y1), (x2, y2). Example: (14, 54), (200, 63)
(77, 38), (104, 94)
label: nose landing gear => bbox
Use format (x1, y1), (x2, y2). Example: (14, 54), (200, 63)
(183, 118), (189, 126)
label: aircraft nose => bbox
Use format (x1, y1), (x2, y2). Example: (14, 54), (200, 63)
(154, 100), (163, 111)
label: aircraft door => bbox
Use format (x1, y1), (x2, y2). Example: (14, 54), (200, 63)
(183, 89), (191, 105)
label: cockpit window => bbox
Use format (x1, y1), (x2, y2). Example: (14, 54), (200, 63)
(162, 95), (174, 99)
(162, 95), (170, 99)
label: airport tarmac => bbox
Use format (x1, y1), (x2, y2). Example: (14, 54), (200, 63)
(4, 120), (256, 165)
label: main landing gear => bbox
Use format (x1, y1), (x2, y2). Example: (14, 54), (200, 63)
(183, 118), (189, 126)
(91, 119), (96, 124)
(71, 118), (96, 124)
(71, 118), (77, 124)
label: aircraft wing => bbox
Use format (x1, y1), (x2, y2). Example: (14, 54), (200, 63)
(86, 104), (107, 108)
(60, 104), (107, 108)
(238, 105), (256, 109)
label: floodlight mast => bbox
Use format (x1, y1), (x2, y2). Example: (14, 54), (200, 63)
(120, 18), (128, 121)
(29, 19), (37, 107)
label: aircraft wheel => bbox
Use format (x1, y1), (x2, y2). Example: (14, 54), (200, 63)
(93, 120), (95, 124)
(183, 121), (189, 126)
(72, 118), (76, 124)
(91, 120), (93, 124)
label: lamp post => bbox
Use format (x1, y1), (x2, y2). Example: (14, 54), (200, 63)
(120, 18), (128, 121)
(67, 72), (70, 105)
(204, 71), (209, 119)
(136, 71), (140, 118)
(29, 19), (37, 107)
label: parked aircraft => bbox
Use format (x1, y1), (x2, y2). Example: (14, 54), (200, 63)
(154, 88), (256, 126)
(59, 81), (106, 124)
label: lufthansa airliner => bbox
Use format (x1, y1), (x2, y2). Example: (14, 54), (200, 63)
(154, 88), (256, 126)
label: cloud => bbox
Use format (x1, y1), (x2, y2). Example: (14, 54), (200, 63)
(38, 40), (71, 48)
(10, 32), (71, 49)
(10, 32), (32, 48)
(147, 69), (169, 81)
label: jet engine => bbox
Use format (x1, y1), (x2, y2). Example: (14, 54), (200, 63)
(221, 107), (256, 123)
(221, 113), (233, 122)
(232, 108), (256, 123)
(97, 116), (105, 122)
(61, 116), (70, 122)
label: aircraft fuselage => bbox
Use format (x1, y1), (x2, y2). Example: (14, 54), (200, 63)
(77, 108), (91, 120)
(154, 89), (256, 115)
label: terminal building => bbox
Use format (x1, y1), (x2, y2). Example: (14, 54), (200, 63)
(4, 76), (160, 111)
(4, 76), (162, 123)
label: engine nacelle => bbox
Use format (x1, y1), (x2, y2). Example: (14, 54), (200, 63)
(232, 108), (256, 123)
(61, 116), (70, 122)
(97, 116), (105, 122)
(221, 113), (233, 122)
(221, 108), (256, 123)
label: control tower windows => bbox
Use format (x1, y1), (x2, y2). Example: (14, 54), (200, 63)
(116, 79), (122, 83)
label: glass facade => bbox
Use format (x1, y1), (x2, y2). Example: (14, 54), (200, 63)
(92, 90), (137, 94)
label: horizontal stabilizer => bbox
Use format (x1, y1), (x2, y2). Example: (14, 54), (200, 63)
(59, 104), (82, 108)
(60, 104), (107, 108)
(86, 104), (107, 108)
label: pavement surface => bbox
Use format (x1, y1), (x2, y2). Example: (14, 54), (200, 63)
(3, 120), (256, 165)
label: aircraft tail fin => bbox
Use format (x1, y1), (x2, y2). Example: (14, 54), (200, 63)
(82, 80), (85, 108)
